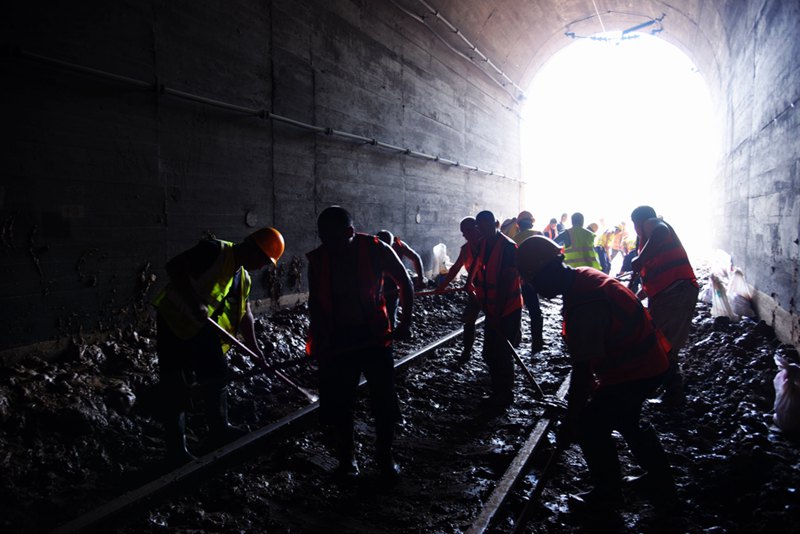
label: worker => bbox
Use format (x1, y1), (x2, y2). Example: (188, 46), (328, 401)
(500, 217), (519, 239)
(308, 206), (413, 480)
(554, 212), (602, 270)
(517, 236), (674, 512)
(436, 217), (482, 363)
(376, 230), (424, 328)
(153, 227), (285, 465)
(543, 218), (559, 240)
(556, 212), (568, 234)
(513, 211), (544, 354)
(472, 210), (523, 410)
(610, 222), (629, 261)
(596, 226), (620, 274)
(630, 206), (699, 407)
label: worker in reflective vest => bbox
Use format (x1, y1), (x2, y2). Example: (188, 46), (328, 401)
(555, 212), (602, 270)
(517, 236), (674, 513)
(471, 210), (523, 411)
(307, 206), (413, 481)
(153, 227), (284, 465)
(631, 205), (699, 408)
(376, 230), (424, 328)
(513, 211), (545, 354)
(543, 218), (559, 240)
(436, 216), (482, 364)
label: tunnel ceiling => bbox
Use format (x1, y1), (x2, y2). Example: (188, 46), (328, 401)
(393, 0), (726, 100)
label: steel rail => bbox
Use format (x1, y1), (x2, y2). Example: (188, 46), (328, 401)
(50, 317), (484, 534)
(467, 373), (571, 534)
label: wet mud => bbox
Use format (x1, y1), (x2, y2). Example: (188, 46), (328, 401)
(0, 271), (798, 532)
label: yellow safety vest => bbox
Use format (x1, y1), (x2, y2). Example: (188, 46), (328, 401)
(563, 227), (601, 270)
(153, 240), (251, 351)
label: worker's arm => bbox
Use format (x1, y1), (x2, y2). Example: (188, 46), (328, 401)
(494, 239), (519, 321)
(399, 243), (425, 290)
(165, 240), (219, 322)
(554, 230), (571, 248)
(436, 248), (467, 290)
(631, 220), (669, 272)
(238, 302), (266, 366)
(382, 245), (414, 339)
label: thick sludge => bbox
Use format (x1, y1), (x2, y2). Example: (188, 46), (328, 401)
(0, 271), (798, 533)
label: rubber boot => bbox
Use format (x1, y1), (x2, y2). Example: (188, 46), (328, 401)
(205, 387), (247, 447)
(624, 425), (675, 504)
(458, 323), (475, 364)
(332, 426), (359, 477)
(376, 425), (400, 482)
(164, 411), (196, 467)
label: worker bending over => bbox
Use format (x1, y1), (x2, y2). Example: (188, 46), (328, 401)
(308, 207), (413, 480)
(376, 230), (424, 328)
(517, 236), (674, 512)
(630, 205), (699, 407)
(154, 227), (284, 465)
(512, 211), (544, 354)
(436, 216), (482, 363)
(472, 210), (523, 411)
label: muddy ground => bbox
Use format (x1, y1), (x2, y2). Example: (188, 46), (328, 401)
(0, 271), (798, 532)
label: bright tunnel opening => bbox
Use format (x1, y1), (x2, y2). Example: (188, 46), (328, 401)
(520, 32), (720, 265)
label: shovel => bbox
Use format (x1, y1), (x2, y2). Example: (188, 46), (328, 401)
(207, 317), (319, 403)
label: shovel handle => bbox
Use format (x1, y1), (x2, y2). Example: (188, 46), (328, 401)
(206, 317), (319, 403)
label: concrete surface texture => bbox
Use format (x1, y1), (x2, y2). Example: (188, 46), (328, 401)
(2, 0), (798, 350)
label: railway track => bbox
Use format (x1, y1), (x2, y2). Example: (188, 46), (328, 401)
(52, 302), (573, 533)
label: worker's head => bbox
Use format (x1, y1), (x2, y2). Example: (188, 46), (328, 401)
(476, 210), (498, 240)
(516, 236), (565, 298)
(560, 213), (568, 223)
(376, 230), (394, 246)
(317, 206), (354, 248)
(517, 211), (534, 231)
(630, 205), (657, 238)
(500, 218), (517, 237)
(587, 222), (598, 233)
(571, 212), (584, 228)
(459, 217), (480, 243)
(549, 218), (557, 227)
(249, 227), (285, 266)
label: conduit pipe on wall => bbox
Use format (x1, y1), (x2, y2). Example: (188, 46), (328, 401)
(13, 48), (512, 180)
(388, 0), (526, 101)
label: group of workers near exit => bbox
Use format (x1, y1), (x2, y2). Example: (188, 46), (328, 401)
(152, 201), (698, 514)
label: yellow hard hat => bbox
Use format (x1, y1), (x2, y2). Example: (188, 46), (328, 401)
(250, 227), (285, 265)
(517, 235), (563, 281)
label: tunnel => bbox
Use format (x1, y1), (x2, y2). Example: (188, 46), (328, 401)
(2, 1), (799, 532)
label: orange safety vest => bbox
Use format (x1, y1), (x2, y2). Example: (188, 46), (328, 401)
(543, 226), (557, 240)
(472, 233), (523, 319)
(637, 223), (697, 298)
(563, 267), (670, 387)
(306, 233), (391, 357)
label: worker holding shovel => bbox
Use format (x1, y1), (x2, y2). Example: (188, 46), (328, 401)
(307, 206), (414, 481)
(153, 227), (285, 466)
(516, 235), (675, 514)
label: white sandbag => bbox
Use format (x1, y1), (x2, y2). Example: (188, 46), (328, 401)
(773, 355), (800, 435)
(710, 273), (738, 320)
(699, 281), (713, 304)
(727, 268), (755, 317)
(429, 243), (451, 279)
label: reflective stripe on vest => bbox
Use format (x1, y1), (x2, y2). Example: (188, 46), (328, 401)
(154, 240), (250, 346)
(473, 234), (523, 318)
(563, 267), (669, 386)
(638, 224), (697, 297)
(563, 227), (602, 270)
(305, 233), (391, 357)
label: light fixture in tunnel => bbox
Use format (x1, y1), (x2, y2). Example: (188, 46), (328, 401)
(565, 12), (665, 42)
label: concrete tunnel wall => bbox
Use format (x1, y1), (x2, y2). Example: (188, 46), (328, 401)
(1, 0), (524, 352)
(2, 0), (799, 354)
